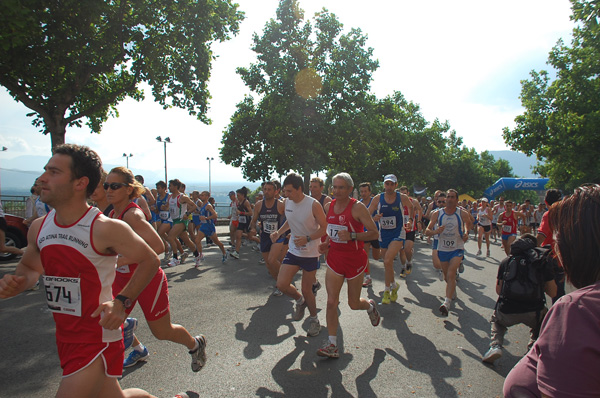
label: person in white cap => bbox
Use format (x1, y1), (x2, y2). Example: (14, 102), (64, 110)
(367, 174), (413, 304)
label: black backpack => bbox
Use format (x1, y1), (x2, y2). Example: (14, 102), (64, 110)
(499, 246), (553, 307)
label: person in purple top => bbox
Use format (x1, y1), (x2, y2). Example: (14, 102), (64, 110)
(503, 183), (600, 398)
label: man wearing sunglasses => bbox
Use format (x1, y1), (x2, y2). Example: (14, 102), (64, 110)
(0, 144), (162, 397)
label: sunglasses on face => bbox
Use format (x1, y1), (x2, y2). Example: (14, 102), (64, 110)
(437, 201), (446, 204)
(103, 182), (128, 190)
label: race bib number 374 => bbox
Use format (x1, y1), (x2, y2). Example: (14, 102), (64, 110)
(42, 275), (82, 317)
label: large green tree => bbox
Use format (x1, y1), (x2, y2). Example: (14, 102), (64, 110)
(220, 0), (378, 188)
(503, 0), (600, 190)
(0, 0), (243, 148)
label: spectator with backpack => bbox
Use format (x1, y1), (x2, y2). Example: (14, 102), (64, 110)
(504, 184), (600, 397)
(482, 233), (556, 364)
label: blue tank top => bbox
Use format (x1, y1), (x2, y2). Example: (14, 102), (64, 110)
(156, 193), (170, 221)
(199, 202), (214, 225)
(378, 192), (404, 237)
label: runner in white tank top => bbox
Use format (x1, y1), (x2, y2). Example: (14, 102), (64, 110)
(270, 173), (327, 339)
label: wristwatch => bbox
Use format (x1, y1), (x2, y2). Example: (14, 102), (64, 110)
(114, 294), (133, 309)
(306, 235), (311, 242)
(350, 232), (357, 240)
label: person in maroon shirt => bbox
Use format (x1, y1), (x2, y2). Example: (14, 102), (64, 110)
(504, 184), (600, 398)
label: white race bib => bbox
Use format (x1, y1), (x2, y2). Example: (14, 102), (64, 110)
(238, 215), (247, 223)
(263, 220), (277, 234)
(380, 216), (397, 230)
(116, 265), (130, 273)
(502, 225), (512, 233)
(439, 229), (458, 250)
(327, 224), (349, 243)
(159, 210), (170, 221)
(43, 275), (82, 317)
(439, 236), (458, 250)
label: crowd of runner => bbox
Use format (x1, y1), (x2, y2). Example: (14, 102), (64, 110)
(0, 144), (598, 397)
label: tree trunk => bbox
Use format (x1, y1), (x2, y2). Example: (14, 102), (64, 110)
(47, 118), (67, 150)
(303, 171), (311, 194)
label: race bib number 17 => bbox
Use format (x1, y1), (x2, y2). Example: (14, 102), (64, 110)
(43, 275), (82, 317)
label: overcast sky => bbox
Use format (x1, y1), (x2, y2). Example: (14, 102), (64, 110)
(0, 0), (574, 185)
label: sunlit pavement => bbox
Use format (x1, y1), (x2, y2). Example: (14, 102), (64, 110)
(1, 234), (547, 397)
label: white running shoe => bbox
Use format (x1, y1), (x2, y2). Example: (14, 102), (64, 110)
(307, 318), (321, 337)
(230, 250), (240, 259)
(482, 345), (502, 364)
(168, 258), (180, 267)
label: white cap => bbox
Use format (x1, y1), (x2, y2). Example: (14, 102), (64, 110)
(481, 197), (489, 202)
(383, 174), (397, 183)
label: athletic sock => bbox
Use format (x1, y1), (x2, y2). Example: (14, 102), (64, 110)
(193, 250), (199, 257)
(133, 344), (145, 353)
(384, 285), (390, 292)
(173, 252), (178, 260)
(296, 296), (305, 305)
(329, 335), (337, 345)
(191, 338), (200, 352)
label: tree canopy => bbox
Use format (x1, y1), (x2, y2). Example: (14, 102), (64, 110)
(220, 0), (378, 188)
(0, 0), (244, 148)
(221, 0), (515, 197)
(503, 0), (600, 190)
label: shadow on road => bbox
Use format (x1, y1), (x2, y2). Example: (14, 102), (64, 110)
(235, 295), (297, 359)
(381, 303), (461, 397)
(256, 331), (354, 397)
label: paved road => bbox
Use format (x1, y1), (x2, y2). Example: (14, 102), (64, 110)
(0, 234), (541, 397)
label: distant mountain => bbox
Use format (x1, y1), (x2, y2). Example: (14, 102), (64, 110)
(488, 150), (540, 178)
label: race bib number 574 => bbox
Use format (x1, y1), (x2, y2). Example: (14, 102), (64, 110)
(43, 275), (82, 317)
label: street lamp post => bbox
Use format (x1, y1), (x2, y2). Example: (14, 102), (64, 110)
(0, 147), (6, 197)
(207, 157), (214, 195)
(122, 153), (133, 169)
(156, 136), (171, 183)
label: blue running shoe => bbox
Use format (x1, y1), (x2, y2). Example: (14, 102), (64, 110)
(123, 346), (149, 368)
(123, 317), (138, 350)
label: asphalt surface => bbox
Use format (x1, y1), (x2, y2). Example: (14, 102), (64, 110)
(0, 232), (549, 398)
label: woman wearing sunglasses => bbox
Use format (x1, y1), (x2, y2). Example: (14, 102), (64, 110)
(105, 167), (207, 372)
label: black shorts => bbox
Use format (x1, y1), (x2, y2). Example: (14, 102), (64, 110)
(365, 239), (380, 249)
(405, 230), (416, 242)
(237, 221), (250, 232)
(480, 224), (491, 233)
(0, 217), (7, 233)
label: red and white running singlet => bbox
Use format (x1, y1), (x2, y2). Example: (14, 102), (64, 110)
(37, 207), (121, 343)
(501, 211), (518, 235)
(403, 204), (418, 232)
(326, 198), (364, 252)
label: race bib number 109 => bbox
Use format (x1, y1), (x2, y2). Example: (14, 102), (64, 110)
(43, 275), (82, 317)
